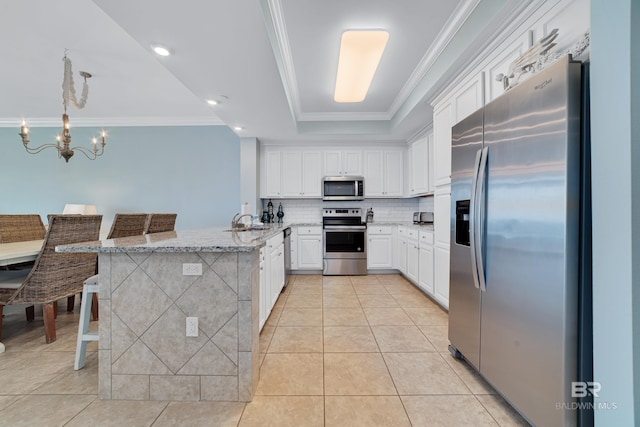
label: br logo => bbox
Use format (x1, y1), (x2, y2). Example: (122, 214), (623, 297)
(571, 382), (601, 398)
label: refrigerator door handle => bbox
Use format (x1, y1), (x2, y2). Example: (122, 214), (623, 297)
(475, 146), (489, 292)
(469, 149), (483, 290)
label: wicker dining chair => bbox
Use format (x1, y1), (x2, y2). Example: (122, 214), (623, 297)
(107, 213), (148, 239)
(0, 214), (46, 243)
(145, 213), (177, 234)
(0, 215), (102, 343)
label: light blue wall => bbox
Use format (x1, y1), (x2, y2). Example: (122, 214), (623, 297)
(591, 0), (639, 424)
(1, 125), (241, 231)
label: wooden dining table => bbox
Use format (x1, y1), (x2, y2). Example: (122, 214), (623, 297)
(0, 239), (43, 352)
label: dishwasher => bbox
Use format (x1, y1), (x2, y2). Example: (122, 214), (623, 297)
(283, 227), (291, 288)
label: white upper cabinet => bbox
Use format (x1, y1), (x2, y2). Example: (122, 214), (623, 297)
(433, 74), (484, 188)
(408, 135), (431, 196)
(433, 103), (453, 187)
(364, 150), (403, 197)
(261, 146), (403, 199)
(427, 133), (435, 193)
(263, 150), (282, 198)
(281, 151), (322, 197)
(323, 150), (362, 176)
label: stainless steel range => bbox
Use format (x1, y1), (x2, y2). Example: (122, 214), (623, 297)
(322, 208), (367, 275)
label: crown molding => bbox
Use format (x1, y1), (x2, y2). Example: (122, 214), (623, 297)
(429, 0), (540, 108)
(262, 0), (302, 122)
(261, 0), (486, 128)
(0, 116), (225, 128)
(389, 0), (482, 115)
(407, 123), (433, 144)
(296, 110), (392, 122)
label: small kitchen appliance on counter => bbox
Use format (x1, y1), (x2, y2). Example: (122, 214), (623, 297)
(413, 211), (434, 224)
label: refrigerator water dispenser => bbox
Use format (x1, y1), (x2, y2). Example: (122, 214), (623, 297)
(455, 200), (470, 246)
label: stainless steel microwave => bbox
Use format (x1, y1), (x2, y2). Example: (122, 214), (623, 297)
(322, 176), (365, 201)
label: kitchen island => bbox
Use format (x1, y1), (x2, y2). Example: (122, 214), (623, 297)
(57, 225), (285, 402)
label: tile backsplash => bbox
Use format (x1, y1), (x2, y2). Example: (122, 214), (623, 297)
(260, 197), (434, 224)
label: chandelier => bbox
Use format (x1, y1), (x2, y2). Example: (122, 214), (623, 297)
(19, 52), (107, 162)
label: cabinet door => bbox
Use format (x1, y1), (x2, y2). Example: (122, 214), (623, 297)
(367, 234), (393, 269)
(407, 241), (419, 283)
(298, 235), (323, 269)
(427, 133), (435, 193)
(398, 237), (408, 274)
(409, 138), (428, 195)
(301, 152), (322, 197)
(433, 103), (453, 187)
(384, 151), (403, 196)
(270, 242), (284, 307)
(343, 151), (362, 175)
(259, 249), (267, 331)
(281, 151), (303, 197)
(418, 245), (434, 294)
(454, 74), (484, 123)
(264, 151), (282, 197)
(434, 246), (450, 309)
(323, 151), (342, 176)
(434, 189), (451, 247)
(364, 151), (384, 196)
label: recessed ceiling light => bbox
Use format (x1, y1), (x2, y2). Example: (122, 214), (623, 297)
(334, 30), (389, 103)
(206, 95), (228, 106)
(151, 44), (172, 57)
(233, 126), (243, 131)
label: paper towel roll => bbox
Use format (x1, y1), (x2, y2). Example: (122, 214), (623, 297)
(241, 203), (252, 225)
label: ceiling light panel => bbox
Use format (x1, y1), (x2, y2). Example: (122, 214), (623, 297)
(151, 44), (172, 56)
(334, 30), (389, 103)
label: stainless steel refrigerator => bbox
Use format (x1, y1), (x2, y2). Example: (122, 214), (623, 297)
(448, 55), (592, 427)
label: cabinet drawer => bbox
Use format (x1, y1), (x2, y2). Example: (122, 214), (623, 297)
(419, 231), (434, 245)
(297, 226), (321, 235)
(368, 225), (393, 235)
(397, 226), (407, 236)
(267, 234), (283, 248)
(407, 228), (418, 240)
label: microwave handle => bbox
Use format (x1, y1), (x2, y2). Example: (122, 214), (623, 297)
(355, 181), (358, 195)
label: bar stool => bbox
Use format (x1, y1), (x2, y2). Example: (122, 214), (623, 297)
(74, 274), (99, 370)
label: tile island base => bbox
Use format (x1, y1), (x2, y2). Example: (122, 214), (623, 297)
(98, 250), (260, 401)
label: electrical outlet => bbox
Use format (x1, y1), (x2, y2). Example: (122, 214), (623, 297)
(182, 263), (202, 276)
(186, 317), (198, 337)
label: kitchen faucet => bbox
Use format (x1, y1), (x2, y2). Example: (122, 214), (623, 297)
(231, 213), (253, 230)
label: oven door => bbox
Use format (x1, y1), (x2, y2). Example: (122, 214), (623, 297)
(323, 226), (367, 259)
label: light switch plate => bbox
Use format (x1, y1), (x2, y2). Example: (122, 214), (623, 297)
(182, 263), (202, 276)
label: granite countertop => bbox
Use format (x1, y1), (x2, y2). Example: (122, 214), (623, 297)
(56, 224), (288, 254)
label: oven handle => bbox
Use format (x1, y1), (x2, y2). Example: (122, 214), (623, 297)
(323, 225), (367, 230)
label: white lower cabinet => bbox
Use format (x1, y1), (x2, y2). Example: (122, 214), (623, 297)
(296, 226), (323, 270)
(391, 226), (438, 306)
(269, 241), (284, 308)
(434, 245), (450, 309)
(406, 230), (419, 284)
(367, 225), (394, 269)
(395, 226), (408, 274)
(418, 231), (434, 295)
(259, 233), (285, 332)
(259, 247), (267, 331)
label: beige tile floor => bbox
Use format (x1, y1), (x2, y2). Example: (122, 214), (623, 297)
(0, 274), (530, 426)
